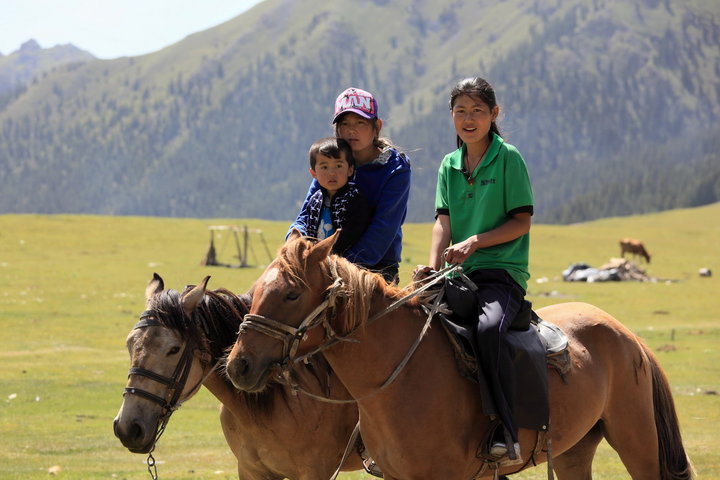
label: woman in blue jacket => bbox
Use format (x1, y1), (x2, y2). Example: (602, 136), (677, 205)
(289, 87), (411, 283)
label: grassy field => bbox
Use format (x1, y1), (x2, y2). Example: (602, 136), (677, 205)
(1, 204), (718, 479)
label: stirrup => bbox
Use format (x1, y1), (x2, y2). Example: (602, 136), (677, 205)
(362, 456), (384, 478)
(491, 442), (523, 467)
(480, 421), (523, 467)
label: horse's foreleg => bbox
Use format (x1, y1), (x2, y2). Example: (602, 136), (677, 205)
(552, 422), (603, 480)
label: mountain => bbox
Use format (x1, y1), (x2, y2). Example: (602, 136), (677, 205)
(0, 39), (95, 100)
(0, 0), (718, 224)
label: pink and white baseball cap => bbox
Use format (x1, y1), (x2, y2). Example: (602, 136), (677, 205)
(332, 87), (378, 123)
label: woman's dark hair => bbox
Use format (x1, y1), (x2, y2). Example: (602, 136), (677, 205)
(308, 137), (355, 169)
(449, 77), (502, 148)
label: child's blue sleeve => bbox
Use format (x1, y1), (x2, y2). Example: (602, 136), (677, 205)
(287, 179), (321, 239)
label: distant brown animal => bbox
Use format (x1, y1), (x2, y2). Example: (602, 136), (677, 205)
(620, 238), (651, 263)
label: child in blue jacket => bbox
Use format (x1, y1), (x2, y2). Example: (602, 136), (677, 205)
(291, 137), (371, 256)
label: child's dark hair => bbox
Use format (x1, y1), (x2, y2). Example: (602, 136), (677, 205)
(449, 77), (502, 148)
(308, 137), (355, 169)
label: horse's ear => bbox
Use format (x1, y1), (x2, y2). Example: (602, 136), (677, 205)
(287, 228), (303, 243)
(238, 292), (252, 314)
(181, 275), (210, 317)
(307, 230), (338, 265)
(145, 273), (164, 304)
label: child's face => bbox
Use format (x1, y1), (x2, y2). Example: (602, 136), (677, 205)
(310, 153), (353, 196)
(451, 94), (498, 146)
(336, 113), (377, 153)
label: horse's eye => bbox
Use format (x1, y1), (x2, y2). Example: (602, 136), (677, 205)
(167, 346), (181, 356)
(286, 291), (300, 301)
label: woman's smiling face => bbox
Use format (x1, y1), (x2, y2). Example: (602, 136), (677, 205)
(451, 94), (498, 146)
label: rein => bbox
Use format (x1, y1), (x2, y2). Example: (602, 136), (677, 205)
(124, 310), (216, 480)
(239, 264), (459, 404)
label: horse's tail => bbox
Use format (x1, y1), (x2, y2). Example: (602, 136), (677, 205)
(643, 343), (694, 480)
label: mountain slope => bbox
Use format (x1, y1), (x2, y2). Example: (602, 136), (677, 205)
(0, 0), (718, 223)
(0, 39), (95, 101)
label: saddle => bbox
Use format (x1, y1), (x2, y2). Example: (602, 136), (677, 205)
(437, 276), (570, 432)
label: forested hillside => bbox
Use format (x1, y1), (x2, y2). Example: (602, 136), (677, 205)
(0, 0), (718, 224)
(0, 39), (94, 103)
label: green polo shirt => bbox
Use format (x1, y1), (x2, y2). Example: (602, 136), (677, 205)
(435, 133), (533, 290)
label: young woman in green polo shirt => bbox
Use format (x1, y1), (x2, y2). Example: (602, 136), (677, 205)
(414, 76), (534, 466)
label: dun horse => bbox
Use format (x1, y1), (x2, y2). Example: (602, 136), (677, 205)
(113, 273), (362, 480)
(226, 234), (693, 480)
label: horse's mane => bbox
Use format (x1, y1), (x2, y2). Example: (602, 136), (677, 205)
(147, 287), (245, 361)
(279, 237), (414, 334)
(146, 287), (283, 416)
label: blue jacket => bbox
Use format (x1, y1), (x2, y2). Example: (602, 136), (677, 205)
(289, 147), (411, 270)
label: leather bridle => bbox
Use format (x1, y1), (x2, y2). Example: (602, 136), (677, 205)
(239, 276), (346, 363)
(124, 311), (197, 413)
(123, 310), (209, 479)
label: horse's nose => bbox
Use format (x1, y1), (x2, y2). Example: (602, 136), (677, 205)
(113, 415), (145, 445)
(226, 355), (251, 388)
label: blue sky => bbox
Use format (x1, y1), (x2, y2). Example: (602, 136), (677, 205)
(1, 0), (263, 59)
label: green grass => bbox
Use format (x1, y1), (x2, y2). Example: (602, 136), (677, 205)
(1, 205), (718, 479)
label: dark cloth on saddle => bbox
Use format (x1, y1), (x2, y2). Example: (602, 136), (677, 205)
(441, 269), (549, 433)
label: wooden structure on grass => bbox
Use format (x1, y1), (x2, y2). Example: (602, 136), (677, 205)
(201, 225), (273, 268)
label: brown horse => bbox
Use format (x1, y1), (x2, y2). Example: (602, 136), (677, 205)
(113, 273), (362, 480)
(620, 237), (652, 263)
(225, 234), (693, 480)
